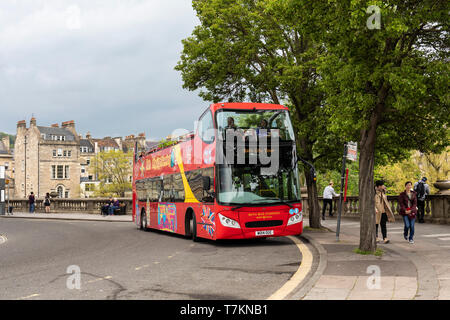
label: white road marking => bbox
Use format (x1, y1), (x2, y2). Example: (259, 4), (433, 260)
(135, 265), (149, 271)
(388, 231), (405, 234)
(18, 293), (40, 300)
(0, 235), (7, 244)
(437, 237), (450, 241)
(422, 234), (450, 238)
(87, 276), (112, 284)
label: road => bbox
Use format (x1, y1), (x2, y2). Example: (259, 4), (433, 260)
(0, 218), (304, 300)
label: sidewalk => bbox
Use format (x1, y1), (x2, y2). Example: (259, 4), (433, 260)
(301, 217), (449, 300)
(0, 212), (132, 222)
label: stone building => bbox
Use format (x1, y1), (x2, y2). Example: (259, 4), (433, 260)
(0, 136), (15, 198)
(14, 118), (81, 199)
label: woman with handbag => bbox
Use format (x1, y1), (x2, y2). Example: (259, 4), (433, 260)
(398, 181), (418, 244)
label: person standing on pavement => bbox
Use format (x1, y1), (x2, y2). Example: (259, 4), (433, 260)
(375, 180), (395, 243)
(44, 193), (51, 213)
(108, 198), (120, 216)
(399, 181), (418, 244)
(28, 192), (36, 213)
(414, 177), (430, 223)
(322, 181), (339, 220)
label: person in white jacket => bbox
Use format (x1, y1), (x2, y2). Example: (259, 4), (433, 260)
(322, 181), (339, 220)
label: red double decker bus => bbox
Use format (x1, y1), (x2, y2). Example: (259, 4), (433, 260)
(132, 102), (304, 241)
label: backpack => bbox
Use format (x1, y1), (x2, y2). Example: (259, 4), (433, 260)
(415, 182), (425, 199)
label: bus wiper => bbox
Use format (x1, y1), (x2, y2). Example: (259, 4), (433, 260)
(252, 198), (294, 208)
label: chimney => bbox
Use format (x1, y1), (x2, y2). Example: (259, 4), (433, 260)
(138, 133), (145, 138)
(51, 123), (59, 128)
(17, 120), (26, 129)
(30, 117), (36, 126)
(61, 120), (77, 137)
(86, 132), (91, 140)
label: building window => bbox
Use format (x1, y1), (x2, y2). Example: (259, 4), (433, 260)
(52, 165), (56, 179)
(53, 150), (57, 157)
(64, 165), (69, 179)
(57, 186), (64, 198)
(65, 191), (69, 198)
(68, 151), (71, 157)
(57, 165), (64, 179)
(63, 150), (67, 157)
(57, 149), (62, 157)
(81, 168), (85, 173)
(86, 159), (90, 165)
(88, 175), (93, 181)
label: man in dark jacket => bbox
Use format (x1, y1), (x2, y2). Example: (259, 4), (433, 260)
(414, 177), (430, 223)
(28, 192), (35, 213)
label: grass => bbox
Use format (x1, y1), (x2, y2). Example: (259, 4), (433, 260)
(353, 248), (384, 257)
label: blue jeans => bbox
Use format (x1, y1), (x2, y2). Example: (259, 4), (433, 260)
(29, 203), (35, 213)
(403, 215), (415, 241)
(108, 206), (118, 215)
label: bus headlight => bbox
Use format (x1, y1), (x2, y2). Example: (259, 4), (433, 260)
(218, 213), (241, 229)
(287, 212), (303, 226)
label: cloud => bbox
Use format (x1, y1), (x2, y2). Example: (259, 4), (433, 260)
(0, 0), (207, 140)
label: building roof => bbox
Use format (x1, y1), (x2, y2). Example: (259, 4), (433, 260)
(92, 138), (120, 150)
(38, 126), (76, 141)
(80, 139), (94, 149)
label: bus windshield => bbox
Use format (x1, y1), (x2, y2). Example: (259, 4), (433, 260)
(216, 109), (295, 141)
(217, 164), (301, 205)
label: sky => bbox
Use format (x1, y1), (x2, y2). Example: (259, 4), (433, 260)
(0, 0), (208, 141)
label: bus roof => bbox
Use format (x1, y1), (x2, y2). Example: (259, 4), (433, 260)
(210, 102), (287, 113)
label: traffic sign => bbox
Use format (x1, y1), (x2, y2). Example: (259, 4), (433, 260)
(346, 142), (357, 161)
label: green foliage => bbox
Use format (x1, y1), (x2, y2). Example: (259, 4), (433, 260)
(89, 150), (132, 197)
(158, 139), (178, 149)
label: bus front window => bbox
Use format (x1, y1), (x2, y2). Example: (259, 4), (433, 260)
(218, 165), (301, 205)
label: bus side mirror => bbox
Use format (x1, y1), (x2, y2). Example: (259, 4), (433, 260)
(203, 176), (211, 191)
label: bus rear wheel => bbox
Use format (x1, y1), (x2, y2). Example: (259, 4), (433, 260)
(140, 211), (147, 230)
(192, 213), (201, 242)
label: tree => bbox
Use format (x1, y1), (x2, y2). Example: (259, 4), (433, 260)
(89, 150), (133, 197)
(176, 0), (343, 228)
(316, 0), (449, 251)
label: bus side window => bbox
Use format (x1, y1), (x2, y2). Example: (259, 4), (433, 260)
(173, 173), (185, 202)
(163, 175), (174, 202)
(202, 167), (215, 203)
(187, 170), (203, 201)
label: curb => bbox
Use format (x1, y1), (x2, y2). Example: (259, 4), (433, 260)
(0, 215), (132, 223)
(287, 233), (328, 300)
(0, 234), (7, 245)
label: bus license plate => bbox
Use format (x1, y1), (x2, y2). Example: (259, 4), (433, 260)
(255, 230), (274, 237)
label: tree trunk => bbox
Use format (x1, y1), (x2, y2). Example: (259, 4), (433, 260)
(304, 167), (321, 228)
(358, 116), (378, 252)
(298, 137), (321, 228)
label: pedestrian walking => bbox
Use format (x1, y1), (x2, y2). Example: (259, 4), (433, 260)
(44, 193), (51, 213)
(399, 181), (418, 244)
(414, 177), (430, 223)
(322, 181), (338, 220)
(375, 180), (395, 244)
(28, 192), (36, 213)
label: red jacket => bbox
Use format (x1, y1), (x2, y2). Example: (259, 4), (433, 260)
(398, 190), (418, 219)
